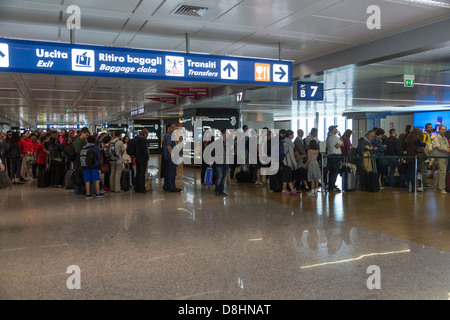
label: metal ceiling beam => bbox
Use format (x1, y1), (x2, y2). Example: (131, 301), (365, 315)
(293, 17), (450, 79)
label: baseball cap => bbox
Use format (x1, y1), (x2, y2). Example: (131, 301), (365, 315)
(328, 125), (338, 133)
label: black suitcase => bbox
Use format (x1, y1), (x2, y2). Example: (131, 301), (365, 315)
(65, 169), (74, 189)
(366, 172), (380, 192)
(37, 168), (51, 188)
(235, 171), (251, 183)
(121, 168), (130, 191)
(269, 166), (283, 192)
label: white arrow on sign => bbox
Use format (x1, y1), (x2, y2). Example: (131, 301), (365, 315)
(273, 64), (288, 83)
(221, 60), (238, 80)
(0, 44), (9, 68)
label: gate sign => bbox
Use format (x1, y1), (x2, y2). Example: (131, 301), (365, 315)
(295, 82), (324, 101)
(0, 38), (292, 86)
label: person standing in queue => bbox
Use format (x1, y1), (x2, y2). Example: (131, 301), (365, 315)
(214, 128), (230, 196)
(109, 130), (125, 193)
(163, 122), (181, 192)
(326, 126), (343, 192)
(432, 125), (450, 194)
(134, 128), (149, 194)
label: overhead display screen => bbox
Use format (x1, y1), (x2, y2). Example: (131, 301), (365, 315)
(0, 39), (292, 86)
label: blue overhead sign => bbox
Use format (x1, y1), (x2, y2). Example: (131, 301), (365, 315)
(295, 82), (324, 101)
(0, 39), (292, 86)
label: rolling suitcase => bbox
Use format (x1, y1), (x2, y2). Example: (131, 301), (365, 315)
(235, 170), (251, 183)
(366, 157), (379, 192)
(65, 169), (74, 189)
(367, 172), (380, 192)
(121, 168), (130, 191)
(343, 171), (356, 191)
(269, 166), (283, 192)
(37, 167), (51, 188)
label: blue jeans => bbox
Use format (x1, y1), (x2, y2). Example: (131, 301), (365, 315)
(215, 164), (229, 193)
(388, 158), (399, 187)
(327, 156), (341, 191)
(163, 159), (177, 191)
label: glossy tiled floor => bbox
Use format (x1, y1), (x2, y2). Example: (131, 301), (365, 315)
(0, 157), (449, 300)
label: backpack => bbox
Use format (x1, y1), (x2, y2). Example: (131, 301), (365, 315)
(126, 139), (136, 157)
(106, 141), (119, 161)
(80, 146), (95, 169)
(8, 144), (21, 160)
(63, 144), (76, 162)
(279, 138), (286, 162)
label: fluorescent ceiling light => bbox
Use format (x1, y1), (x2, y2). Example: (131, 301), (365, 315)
(386, 81), (450, 88)
(403, 0), (450, 8)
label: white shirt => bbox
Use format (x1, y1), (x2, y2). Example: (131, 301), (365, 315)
(432, 134), (449, 157)
(326, 133), (343, 155)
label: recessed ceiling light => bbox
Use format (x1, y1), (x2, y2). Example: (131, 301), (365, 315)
(403, 0), (450, 8)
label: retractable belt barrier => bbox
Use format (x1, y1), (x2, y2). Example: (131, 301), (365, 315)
(320, 154), (450, 194)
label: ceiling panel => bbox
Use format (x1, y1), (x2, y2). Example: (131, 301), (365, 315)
(65, 0), (141, 13)
(281, 15), (358, 36)
(0, 6), (60, 26)
(0, 22), (59, 42)
(241, 0), (318, 12)
(228, 44), (280, 59)
(127, 34), (185, 51)
(214, 5), (293, 28)
(60, 29), (120, 46)
(192, 28), (255, 43)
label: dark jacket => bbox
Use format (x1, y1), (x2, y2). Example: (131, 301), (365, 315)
(135, 135), (149, 162)
(385, 136), (403, 156)
(357, 137), (372, 156)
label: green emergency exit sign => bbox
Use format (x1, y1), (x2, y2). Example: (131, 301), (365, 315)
(404, 79), (414, 87)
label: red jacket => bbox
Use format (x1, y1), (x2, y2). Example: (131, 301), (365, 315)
(35, 143), (48, 165)
(18, 137), (34, 156)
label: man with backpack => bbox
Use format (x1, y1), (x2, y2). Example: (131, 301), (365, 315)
(72, 127), (89, 195)
(107, 130), (125, 193)
(80, 135), (103, 199)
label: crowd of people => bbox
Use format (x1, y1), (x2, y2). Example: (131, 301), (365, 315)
(196, 123), (450, 196)
(0, 127), (151, 198)
(1, 122), (449, 197)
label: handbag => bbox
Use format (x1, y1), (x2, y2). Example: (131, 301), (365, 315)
(0, 170), (13, 189)
(204, 167), (213, 185)
(100, 162), (110, 173)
